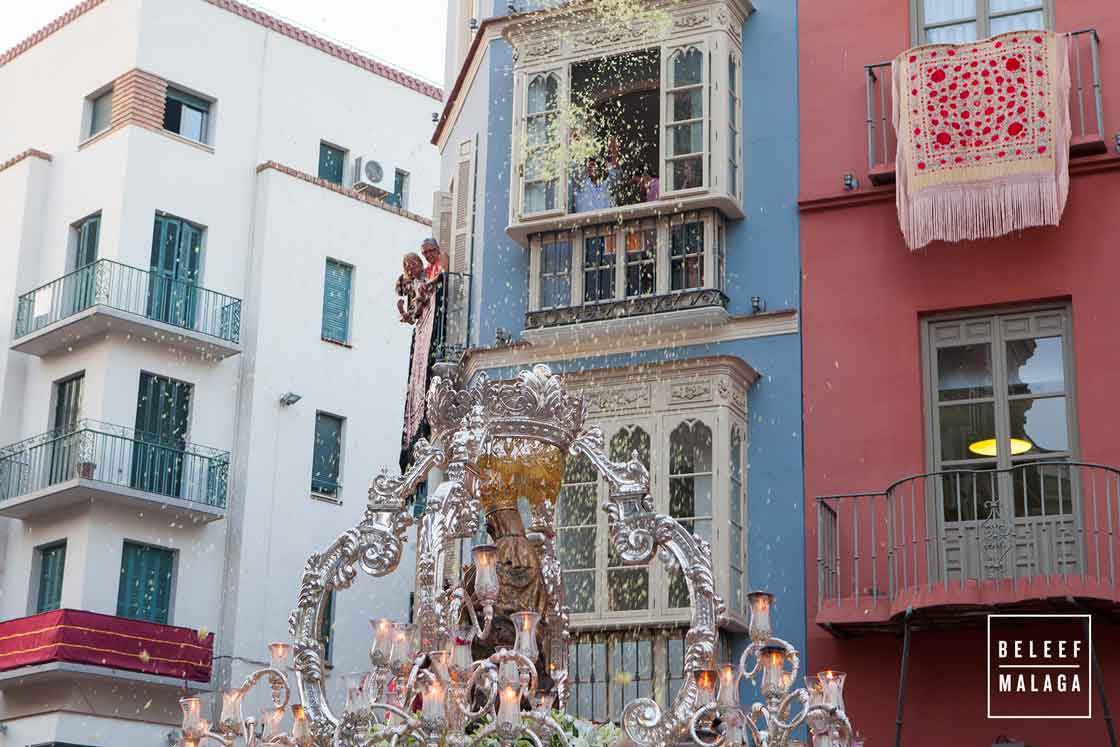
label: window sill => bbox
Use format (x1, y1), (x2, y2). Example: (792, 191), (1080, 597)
(508, 192), (743, 244)
(321, 337), (353, 349)
(157, 128), (215, 154)
(310, 492), (342, 505)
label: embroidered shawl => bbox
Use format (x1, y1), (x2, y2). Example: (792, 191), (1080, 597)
(892, 31), (1071, 250)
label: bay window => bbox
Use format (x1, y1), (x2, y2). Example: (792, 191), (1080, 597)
(527, 209), (725, 324)
(557, 359), (755, 629)
(506, 2), (746, 236)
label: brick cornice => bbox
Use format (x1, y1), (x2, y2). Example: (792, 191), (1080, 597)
(0, 149), (53, 175)
(0, 0), (105, 68)
(256, 161), (433, 227)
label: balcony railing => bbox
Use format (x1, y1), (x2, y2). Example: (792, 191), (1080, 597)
(0, 609), (213, 683)
(0, 420), (230, 509)
(865, 29), (1104, 178)
(431, 271), (471, 363)
(14, 258), (242, 344)
(816, 461), (1120, 627)
(526, 288), (729, 330)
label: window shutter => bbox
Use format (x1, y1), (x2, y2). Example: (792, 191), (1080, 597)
(321, 260), (353, 343)
(449, 140), (475, 274)
(117, 542), (174, 624)
(312, 413), (344, 494)
(36, 544), (66, 613)
(432, 191), (453, 256)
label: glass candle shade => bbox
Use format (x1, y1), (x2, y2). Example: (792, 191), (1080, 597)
(391, 623), (416, 670)
(219, 689), (244, 734)
(429, 650), (451, 683)
(747, 591), (774, 644)
(472, 544), (500, 604)
(759, 646), (788, 699)
(291, 704), (311, 743)
(536, 690), (556, 712)
(804, 676), (829, 735)
(180, 696), (205, 737)
(818, 670), (846, 712)
(498, 657), (521, 690)
(268, 642), (291, 671)
(716, 663), (739, 707)
(450, 626), (475, 683)
(370, 618), (395, 666)
(260, 707), (285, 739)
(511, 611), (540, 662)
(344, 672), (367, 714)
(694, 669), (718, 707)
(497, 686), (522, 728)
(421, 680), (447, 723)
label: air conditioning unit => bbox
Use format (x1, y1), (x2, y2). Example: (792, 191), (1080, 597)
(353, 156), (389, 196)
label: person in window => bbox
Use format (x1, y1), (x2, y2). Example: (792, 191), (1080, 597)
(395, 252), (428, 324)
(571, 157), (613, 213)
(679, 160), (701, 190)
(636, 165), (660, 202)
(420, 238), (448, 282)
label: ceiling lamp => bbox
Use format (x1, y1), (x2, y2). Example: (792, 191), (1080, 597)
(968, 437), (1033, 457)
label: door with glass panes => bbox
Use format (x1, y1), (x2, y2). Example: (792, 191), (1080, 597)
(130, 373), (192, 498)
(926, 307), (1078, 583)
(48, 374), (83, 486)
(148, 214), (202, 330)
(65, 214), (100, 316)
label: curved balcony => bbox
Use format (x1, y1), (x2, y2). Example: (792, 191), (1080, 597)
(815, 461), (1120, 633)
(0, 420), (229, 523)
(12, 258), (242, 358)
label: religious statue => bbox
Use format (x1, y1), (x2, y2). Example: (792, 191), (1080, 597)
(395, 252), (430, 324)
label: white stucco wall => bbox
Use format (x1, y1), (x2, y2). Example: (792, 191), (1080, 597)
(0, 0), (439, 739)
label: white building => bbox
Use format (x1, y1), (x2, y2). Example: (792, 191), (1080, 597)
(0, 0), (440, 744)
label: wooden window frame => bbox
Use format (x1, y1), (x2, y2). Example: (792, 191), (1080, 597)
(662, 42), (709, 197)
(526, 210), (723, 313)
(164, 87), (212, 145)
(116, 540), (178, 625)
(311, 411), (346, 501)
(321, 258), (354, 345)
(911, 0), (1053, 45)
(32, 540), (67, 615)
(519, 70), (566, 219)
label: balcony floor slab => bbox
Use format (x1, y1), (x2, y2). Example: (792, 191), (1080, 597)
(11, 305), (241, 359)
(0, 660), (211, 691)
(0, 478), (226, 523)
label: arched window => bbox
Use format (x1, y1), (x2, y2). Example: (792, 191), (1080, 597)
(607, 426), (652, 611)
(667, 419), (713, 608)
(665, 46), (705, 192)
(557, 451), (598, 613)
(524, 72), (561, 214)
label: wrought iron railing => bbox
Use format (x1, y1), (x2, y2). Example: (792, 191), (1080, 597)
(431, 271), (471, 363)
(14, 259), (242, 344)
(816, 461), (1120, 612)
(525, 287), (729, 330)
(865, 28), (1104, 171)
(0, 420), (230, 509)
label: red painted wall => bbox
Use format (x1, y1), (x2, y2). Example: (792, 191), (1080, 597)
(799, 2), (1120, 745)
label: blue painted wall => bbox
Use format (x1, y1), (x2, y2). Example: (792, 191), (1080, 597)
(462, 0), (806, 693)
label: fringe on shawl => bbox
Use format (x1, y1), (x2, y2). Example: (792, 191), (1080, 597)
(893, 33), (1072, 251)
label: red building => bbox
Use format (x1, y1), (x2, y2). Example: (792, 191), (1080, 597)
(799, 2), (1120, 745)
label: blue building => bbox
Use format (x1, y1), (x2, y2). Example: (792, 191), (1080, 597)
(430, 0), (802, 718)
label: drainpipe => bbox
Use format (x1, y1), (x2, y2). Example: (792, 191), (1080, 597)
(894, 606), (914, 747)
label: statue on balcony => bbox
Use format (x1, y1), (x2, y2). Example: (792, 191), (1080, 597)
(395, 252), (428, 324)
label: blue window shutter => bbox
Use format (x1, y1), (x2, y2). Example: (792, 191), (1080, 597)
(36, 543), (66, 613)
(321, 260), (352, 343)
(117, 542), (174, 624)
(318, 143), (346, 185)
(311, 413), (343, 494)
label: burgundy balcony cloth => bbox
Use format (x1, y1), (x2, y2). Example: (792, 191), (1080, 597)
(0, 609), (213, 682)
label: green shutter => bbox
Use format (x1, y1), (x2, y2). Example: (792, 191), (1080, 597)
(36, 543), (66, 613)
(319, 590), (335, 663)
(321, 260), (352, 343)
(76, 215), (100, 269)
(311, 413), (343, 494)
(117, 541), (174, 624)
(318, 143), (346, 185)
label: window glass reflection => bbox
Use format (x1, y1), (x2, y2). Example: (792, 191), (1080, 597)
(937, 344), (993, 401)
(938, 402), (996, 461)
(1006, 337), (1064, 396)
(1009, 397), (1069, 455)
